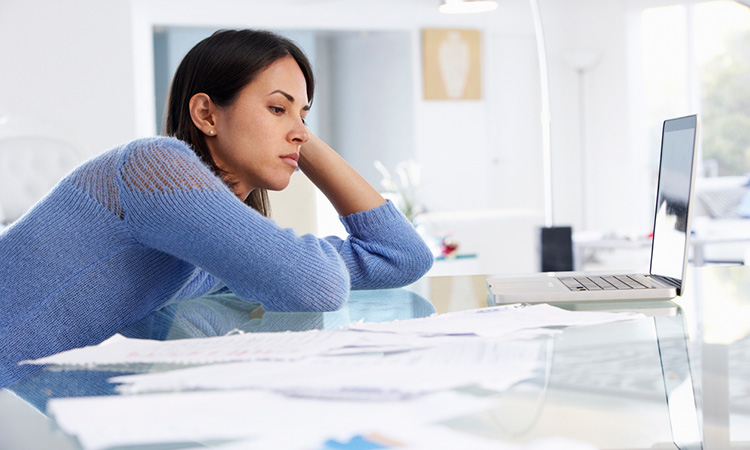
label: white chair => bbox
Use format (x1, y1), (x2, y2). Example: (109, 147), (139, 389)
(0, 135), (81, 225)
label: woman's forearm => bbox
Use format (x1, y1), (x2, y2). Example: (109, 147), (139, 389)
(298, 132), (386, 216)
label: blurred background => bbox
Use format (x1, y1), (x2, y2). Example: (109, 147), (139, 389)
(2, 0), (750, 275)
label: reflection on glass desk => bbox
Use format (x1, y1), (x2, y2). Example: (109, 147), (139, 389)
(1, 266), (748, 449)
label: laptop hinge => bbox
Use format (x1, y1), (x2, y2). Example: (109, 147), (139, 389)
(652, 275), (681, 289)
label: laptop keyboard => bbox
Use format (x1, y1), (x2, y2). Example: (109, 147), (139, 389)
(560, 275), (654, 291)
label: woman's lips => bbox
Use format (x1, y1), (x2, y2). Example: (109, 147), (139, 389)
(280, 153), (299, 169)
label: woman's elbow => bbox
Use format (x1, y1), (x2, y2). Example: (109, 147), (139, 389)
(301, 273), (350, 312)
(282, 265), (351, 312)
(398, 243), (434, 284)
(370, 242), (434, 288)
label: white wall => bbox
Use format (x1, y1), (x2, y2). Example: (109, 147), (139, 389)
(0, 0), (136, 157)
(0, 0), (656, 236)
(543, 0), (645, 232)
(537, 0), (661, 235)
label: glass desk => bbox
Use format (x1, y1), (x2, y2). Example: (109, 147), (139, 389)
(1, 265), (747, 449)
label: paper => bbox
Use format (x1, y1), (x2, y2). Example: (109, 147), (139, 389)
(47, 389), (496, 450)
(312, 427), (600, 450)
(22, 329), (438, 368)
(201, 425), (599, 450)
(109, 337), (547, 398)
(346, 303), (645, 337)
(39, 304), (634, 450)
(24, 304), (641, 369)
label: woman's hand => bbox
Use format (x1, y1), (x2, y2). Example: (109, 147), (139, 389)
(298, 131), (386, 216)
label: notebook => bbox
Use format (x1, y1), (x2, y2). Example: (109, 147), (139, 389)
(487, 114), (699, 304)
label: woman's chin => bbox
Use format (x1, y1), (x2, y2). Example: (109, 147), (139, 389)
(267, 177), (293, 192)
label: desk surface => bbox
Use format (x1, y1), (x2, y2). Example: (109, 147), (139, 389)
(2, 265), (749, 449)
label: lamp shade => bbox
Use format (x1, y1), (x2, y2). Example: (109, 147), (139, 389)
(439, 0), (499, 14)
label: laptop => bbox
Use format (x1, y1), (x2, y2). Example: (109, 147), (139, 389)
(487, 114), (699, 304)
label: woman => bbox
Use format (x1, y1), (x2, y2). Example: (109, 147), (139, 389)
(0, 29), (433, 389)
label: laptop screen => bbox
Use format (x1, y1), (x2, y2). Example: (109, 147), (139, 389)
(649, 115), (698, 284)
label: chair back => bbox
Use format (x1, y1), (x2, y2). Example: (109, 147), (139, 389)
(0, 135), (81, 224)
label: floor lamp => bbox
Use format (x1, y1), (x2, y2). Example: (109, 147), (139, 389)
(440, 0), (574, 271)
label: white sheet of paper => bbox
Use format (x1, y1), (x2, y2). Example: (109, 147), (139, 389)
(346, 303), (645, 337)
(24, 304), (640, 370)
(22, 329), (440, 367)
(110, 337), (547, 398)
(47, 389), (496, 450)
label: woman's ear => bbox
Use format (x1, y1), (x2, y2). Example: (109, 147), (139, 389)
(189, 93), (218, 137)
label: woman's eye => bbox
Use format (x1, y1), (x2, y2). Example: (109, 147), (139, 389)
(269, 106), (285, 114)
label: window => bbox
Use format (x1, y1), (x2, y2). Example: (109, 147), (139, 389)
(640, 0), (750, 177)
(695, 1), (750, 176)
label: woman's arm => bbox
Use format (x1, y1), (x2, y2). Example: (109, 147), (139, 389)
(298, 131), (386, 216)
(298, 131), (434, 288)
(121, 138), (430, 306)
(323, 202), (435, 289)
(119, 138), (351, 313)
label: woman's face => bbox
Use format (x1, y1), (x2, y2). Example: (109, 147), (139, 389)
(207, 56), (310, 199)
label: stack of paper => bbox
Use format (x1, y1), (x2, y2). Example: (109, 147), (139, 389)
(109, 336), (549, 398)
(47, 390), (496, 450)
(24, 303), (642, 369)
(47, 389), (598, 450)
(22, 329), (441, 367)
(28, 303), (644, 449)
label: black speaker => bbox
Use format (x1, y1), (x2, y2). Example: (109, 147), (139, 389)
(540, 226), (574, 272)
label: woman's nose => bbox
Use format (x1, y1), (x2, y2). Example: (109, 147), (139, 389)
(290, 119), (309, 144)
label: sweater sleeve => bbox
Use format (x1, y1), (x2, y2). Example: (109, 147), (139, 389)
(324, 201), (434, 290)
(117, 138), (349, 312)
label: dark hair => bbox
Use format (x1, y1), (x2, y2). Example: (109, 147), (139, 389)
(164, 29), (315, 216)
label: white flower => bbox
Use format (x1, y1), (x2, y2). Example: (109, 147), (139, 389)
(374, 159), (425, 223)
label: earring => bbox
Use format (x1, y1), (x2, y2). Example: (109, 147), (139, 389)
(209, 130), (215, 135)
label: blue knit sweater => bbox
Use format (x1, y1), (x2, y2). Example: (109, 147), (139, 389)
(0, 137), (433, 388)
